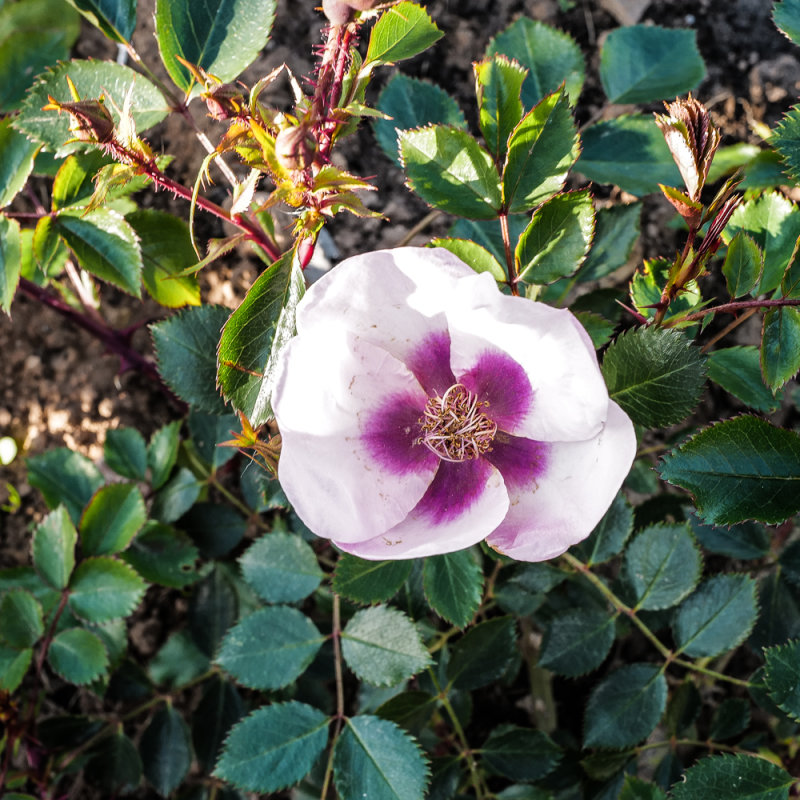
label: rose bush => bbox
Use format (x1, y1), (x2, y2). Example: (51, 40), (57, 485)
(273, 247), (636, 560)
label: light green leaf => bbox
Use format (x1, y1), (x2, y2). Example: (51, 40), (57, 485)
(600, 25), (705, 104)
(0, 214), (21, 314)
(238, 532), (323, 604)
(53, 208), (142, 296)
(121, 521), (199, 588)
(148, 420), (181, 490)
(659, 416), (800, 525)
(577, 202), (641, 281)
(447, 616), (517, 691)
(48, 627), (109, 685)
(707, 346), (781, 414)
(475, 55), (526, 162)
(486, 17), (584, 107)
(214, 702), (329, 793)
(217, 252), (305, 426)
(155, 0), (276, 93)
(0, 589), (44, 648)
(151, 305), (231, 414)
(215, 605), (324, 690)
(422, 550), (483, 628)
(630, 257), (702, 324)
(14, 59), (168, 156)
(68, 556), (146, 622)
(333, 715), (428, 800)
(0, 645), (32, 691)
(430, 238), (506, 282)
(624, 524), (702, 611)
(148, 630), (209, 687)
(773, 103), (800, 182)
(32, 216), (68, 279)
(104, 428), (148, 480)
(150, 466), (201, 524)
(583, 663), (667, 748)
(65, 0), (136, 42)
(761, 306), (800, 391)
(480, 725), (561, 782)
(374, 74), (466, 164)
(449, 215), (528, 266)
(332, 556), (413, 605)
(140, 703), (191, 797)
(602, 326), (706, 428)
(502, 89), (579, 214)
(673, 574), (758, 658)
(516, 190), (594, 284)
(764, 639), (800, 722)
(27, 447), (104, 523)
(365, 2), (442, 66)
(80, 483), (146, 556)
(578, 115), (681, 197)
(341, 606), (431, 687)
(670, 754), (793, 800)
(32, 506), (77, 590)
(538, 607), (615, 678)
(722, 232), (763, 298)
(400, 126), (501, 219)
(0, 118), (38, 208)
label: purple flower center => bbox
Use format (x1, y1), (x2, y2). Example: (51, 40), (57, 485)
(417, 383), (498, 463)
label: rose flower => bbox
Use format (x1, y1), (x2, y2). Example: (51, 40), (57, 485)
(272, 247), (636, 561)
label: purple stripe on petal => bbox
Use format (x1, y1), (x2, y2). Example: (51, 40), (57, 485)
(485, 431), (549, 490)
(406, 331), (456, 395)
(363, 393), (437, 475)
(414, 458), (495, 524)
(458, 350), (533, 433)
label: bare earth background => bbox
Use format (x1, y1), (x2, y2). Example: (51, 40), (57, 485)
(1, 0), (797, 564)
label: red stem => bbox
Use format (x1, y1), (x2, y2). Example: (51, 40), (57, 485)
(672, 297), (800, 324)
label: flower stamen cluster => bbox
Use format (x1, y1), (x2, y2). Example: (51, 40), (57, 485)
(417, 384), (497, 462)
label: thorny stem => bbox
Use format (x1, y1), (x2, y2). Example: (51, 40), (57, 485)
(670, 297), (800, 324)
(34, 590), (70, 679)
(320, 594), (345, 800)
(654, 226), (698, 326)
(499, 212), (518, 296)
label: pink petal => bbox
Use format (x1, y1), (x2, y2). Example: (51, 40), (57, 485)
(335, 458), (508, 560)
(273, 329), (437, 542)
(446, 272), (609, 441)
(485, 401), (636, 561)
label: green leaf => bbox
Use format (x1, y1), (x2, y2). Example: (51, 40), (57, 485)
(486, 17), (584, 107)
(155, 0), (276, 93)
(0, 215), (21, 314)
(104, 428), (148, 480)
(764, 639), (800, 722)
(51, 150), (110, 210)
(775, 0), (800, 45)
(150, 467), (201, 524)
(480, 725), (561, 782)
(65, 0), (136, 42)
(139, 704), (192, 797)
(620, 776), (666, 800)
(0, 589), (44, 648)
(86, 731), (142, 794)
(128, 209), (201, 308)
(429, 238), (506, 282)
(447, 616), (517, 691)
(214, 702), (329, 793)
(781, 540), (800, 587)
(216, 605), (324, 690)
(334, 715), (428, 800)
(238, 532), (323, 604)
(374, 690), (437, 733)
(341, 606), (431, 687)
(709, 697), (750, 741)
(502, 89), (579, 214)
(578, 115), (681, 197)
(722, 191), (800, 295)
(475, 55), (525, 162)
(659, 415), (800, 525)
(0, 118), (38, 208)
(494, 563), (566, 616)
(180, 502), (246, 558)
(624, 524), (702, 611)
(217, 253), (304, 426)
(670, 754), (793, 800)
(193, 677), (244, 770)
(761, 306), (800, 391)
(516, 190), (594, 284)
(148, 420), (181, 490)
(572, 492), (634, 565)
(600, 26), (705, 104)
(707, 346), (781, 414)
(27, 447), (104, 523)
(422, 550), (483, 628)
(152, 304), (231, 414)
(187, 410), (238, 472)
(750, 572), (800, 652)
(573, 310), (615, 349)
(53, 208), (142, 296)
(773, 103), (800, 182)
(333, 556), (413, 605)
(538, 607), (615, 678)
(690, 516), (770, 560)
(673, 574), (757, 658)
(189, 566), (239, 658)
(400, 126), (501, 219)
(14, 59), (168, 156)
(583, 663), (667, 748)
(0, 645), (32, 691)
(121, 521), (199, 588)
(32, 506), (77, 590)
(48, 627), (109, 685)
(68, 556), (146, 622)
(32, 216), (68, 279)
(148, 630), (209, 687)
(374, 74), (466, 164)
(722, 232), (763, 298)
(449, 215), (528, 266)
(80, 483), (146, 556)
(602, 326), (706, 428)
(630, 258), (702, 325)
(578, 202), (641, 281)
(365, 2), (442, 66)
